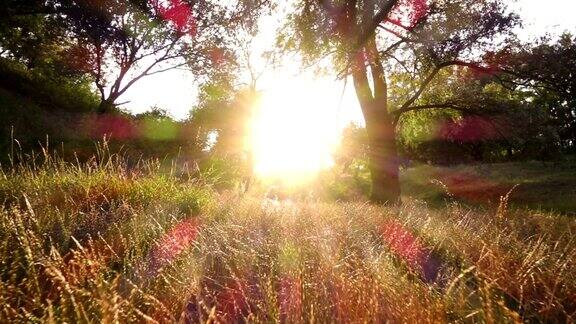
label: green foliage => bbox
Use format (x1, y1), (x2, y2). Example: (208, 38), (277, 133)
(140, 118), (179, 141)
(0, 58), (98, 113)
(190, 74), (258, 157)
(329, 123), (372, 199)
(319, 164), (372, 201)
(498, 33), (576, 152)
(393, 65), (562, 163)
(0, 1), (68, 69)
(197, 155), (250, 190)
(0, 58), (100, 164)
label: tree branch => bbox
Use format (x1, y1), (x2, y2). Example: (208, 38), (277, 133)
(338, 0), (400, 78)
(377, 24), (417, 43)
(392, 102), (501, 125)
(399, 65), (442, 111)
(352, 0), (400, 52)
(381, 39), (405, 56)
(144, 61), (188, 76)
(114, 37), (180, 98)
(395, 102), (458, 115)
(396, 60), (502, 120)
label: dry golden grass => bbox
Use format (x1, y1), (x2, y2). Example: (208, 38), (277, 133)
(1, 152), (575, 322)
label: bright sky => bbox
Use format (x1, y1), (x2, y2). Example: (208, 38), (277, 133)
(120, 0), (576, 121)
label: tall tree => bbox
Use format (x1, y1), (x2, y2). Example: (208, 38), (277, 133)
(283, 0), (518, 203)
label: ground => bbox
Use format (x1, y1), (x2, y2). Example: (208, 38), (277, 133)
(0, 156), (575, 322)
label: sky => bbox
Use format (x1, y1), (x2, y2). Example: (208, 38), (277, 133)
(119, 0), (576, 121)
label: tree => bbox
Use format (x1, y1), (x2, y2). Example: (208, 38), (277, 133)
(0, 1), (100, 113)
(394, 64), (557, 163)
(189, 72), (259, 155)
(2, 0), (272, 114)
(0, 1), (66, 69)
(283, 0), (518, 203)
(334, 123), (369, 173)
(54, 0), (270, 114)
(496, 33), (576, 152)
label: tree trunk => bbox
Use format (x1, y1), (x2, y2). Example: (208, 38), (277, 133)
(471, 143), (483, 161)
(365, 112), (401, 204)
(351, 35), (402, 205)
(97, 98), (114, 114)
(342, 0), (403, 203)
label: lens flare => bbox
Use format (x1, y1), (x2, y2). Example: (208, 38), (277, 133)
(248, 77), (340, 184)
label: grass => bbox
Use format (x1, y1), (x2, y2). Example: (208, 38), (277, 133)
(402, 159), (576, 214)
(1, 150), (575, 322)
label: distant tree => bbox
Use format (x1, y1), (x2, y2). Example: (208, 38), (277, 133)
(334, 123), (369, 173)
(395, 64), (558, 163)
(283, 0), (518, 203)
(496, 33), (576, 152)
(188, 71), (236, 150)
(134, 106), (172, 121)
(188, 32), (274, 155)
(190, 76), (259, 155)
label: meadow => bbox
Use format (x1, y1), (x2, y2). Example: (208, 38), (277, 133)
(1, 148), (574, 323)
(2, 0), (575, 322)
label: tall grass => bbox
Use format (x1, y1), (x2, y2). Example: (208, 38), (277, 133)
(0, 148), (574, 322)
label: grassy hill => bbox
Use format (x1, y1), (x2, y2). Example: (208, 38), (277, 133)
(1, 153), (574, 322)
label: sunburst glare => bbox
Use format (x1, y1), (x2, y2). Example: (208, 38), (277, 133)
(249, 77), (341, 184)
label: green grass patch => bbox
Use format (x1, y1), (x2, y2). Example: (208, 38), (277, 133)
(402, 160), (576, 214)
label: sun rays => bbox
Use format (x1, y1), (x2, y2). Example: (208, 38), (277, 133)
(248, 76), (341, 183)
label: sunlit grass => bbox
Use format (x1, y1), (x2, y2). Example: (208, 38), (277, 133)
(0, 149), (575, 322)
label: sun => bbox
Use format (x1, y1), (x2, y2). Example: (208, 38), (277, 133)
(248, 76), (340, 184)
